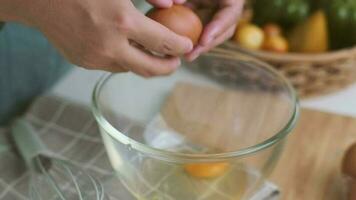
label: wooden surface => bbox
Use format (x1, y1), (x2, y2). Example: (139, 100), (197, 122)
(271, 109), (356, 200)
(161, 82), (356, 199)
(161, 82), (292, 152)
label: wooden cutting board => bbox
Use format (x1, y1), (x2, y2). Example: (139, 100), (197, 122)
(271, 109), (356, 200)
(161, 82), (356, 200)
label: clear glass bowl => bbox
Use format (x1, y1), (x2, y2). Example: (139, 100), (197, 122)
(92, 52), (299, 200)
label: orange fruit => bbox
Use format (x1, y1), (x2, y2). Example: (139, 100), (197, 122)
(262, 35), (289, 53)
(263, 23), (282, 37)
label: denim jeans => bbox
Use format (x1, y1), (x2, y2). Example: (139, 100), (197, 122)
(0, 23), (72, 125)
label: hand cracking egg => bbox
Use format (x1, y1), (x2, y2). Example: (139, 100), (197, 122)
(147, 5), (203, 45)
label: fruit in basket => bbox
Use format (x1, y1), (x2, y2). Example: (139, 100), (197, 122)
(233, 24), (264, 50)
(288, 11), (328, 53)
(146, 5), (203, 45)
(262, 35), (289, 53)
(237, 9), (253, 28)
(184, 162), (229, 178)
(342, 142), (356, 179)
(263, 23), (282, 37)
(311, 0), (329, 10)
(252, 0), (310, 28)
(261, 23), (289, 53)
(325, 0), (356, 50)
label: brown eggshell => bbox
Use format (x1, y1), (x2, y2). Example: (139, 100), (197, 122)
(147, 5), (203, 45)
(343, 143), (356, 179)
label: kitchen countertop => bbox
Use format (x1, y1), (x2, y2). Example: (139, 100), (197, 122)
(52, 67), (356, 117)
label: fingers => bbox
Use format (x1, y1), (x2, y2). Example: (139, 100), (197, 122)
(200, 2), (243, 46)
(80, 39), (181, 76)
(146, 0), (173, 8)
(184, 0), (215, 8)
(116, 43), (181, 77)
(173, 0), (187, 4)
(102, 67), (129, 73)
(184, 0), (244, 61)
(185, 25), (236, 61)
(130, 13), (193, 56)
(146, 0), (186, 8)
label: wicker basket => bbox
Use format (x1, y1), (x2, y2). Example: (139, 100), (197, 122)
(216, 42), (356, 97)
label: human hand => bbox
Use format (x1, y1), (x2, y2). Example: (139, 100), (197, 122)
(147, 0), (244, 61)
(0, 0), (193, 77)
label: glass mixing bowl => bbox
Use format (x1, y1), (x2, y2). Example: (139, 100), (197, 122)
(92, 52), (299, 200)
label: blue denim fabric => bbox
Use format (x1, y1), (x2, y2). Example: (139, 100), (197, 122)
(0, 23), (72, 125)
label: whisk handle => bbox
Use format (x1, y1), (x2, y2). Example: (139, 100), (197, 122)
(11, 118), (48, 170)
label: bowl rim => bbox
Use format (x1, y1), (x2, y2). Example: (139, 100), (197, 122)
(91, 52), (300, 163)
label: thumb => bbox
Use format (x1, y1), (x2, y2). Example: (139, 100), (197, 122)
(146, 0), (173, 8)
(146, 0), (187, 8)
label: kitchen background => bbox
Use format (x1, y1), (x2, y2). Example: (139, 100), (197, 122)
(52, 0), (356, 118)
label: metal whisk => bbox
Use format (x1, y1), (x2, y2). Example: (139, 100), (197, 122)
(11, 119), (108, 200)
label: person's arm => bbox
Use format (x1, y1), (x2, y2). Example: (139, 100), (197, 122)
(0, 0), (31, 24)
(0, 0), (193, 77)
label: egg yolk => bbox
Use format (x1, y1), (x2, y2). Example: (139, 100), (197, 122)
(184, 162), (229, 178)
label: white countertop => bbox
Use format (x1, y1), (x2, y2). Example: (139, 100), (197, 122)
(52, 67), (356, 118)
